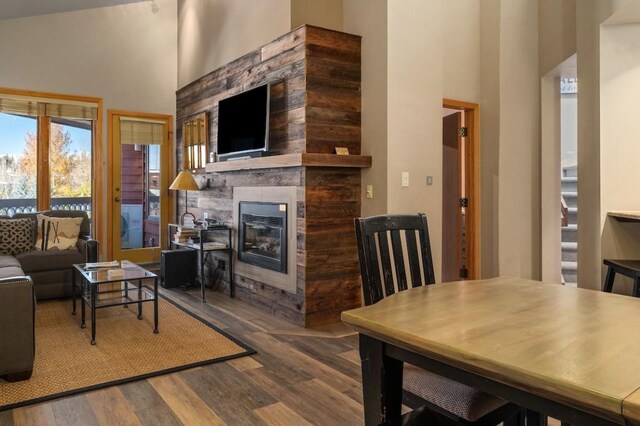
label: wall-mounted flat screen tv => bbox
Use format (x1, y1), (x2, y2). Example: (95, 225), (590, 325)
(216, 83), (270, 161)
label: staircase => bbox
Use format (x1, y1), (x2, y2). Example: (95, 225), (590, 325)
(561, 166), (577, 287)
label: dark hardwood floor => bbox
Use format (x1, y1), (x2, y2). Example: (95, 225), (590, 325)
(1, 287), (364, 426)
(1, 286), (564, 426)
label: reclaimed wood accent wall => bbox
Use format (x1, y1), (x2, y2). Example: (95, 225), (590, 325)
(175, 25), (362, 327)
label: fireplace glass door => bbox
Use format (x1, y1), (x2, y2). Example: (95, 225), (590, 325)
(238, 202), (287, 273)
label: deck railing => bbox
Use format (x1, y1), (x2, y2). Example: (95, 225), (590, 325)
(0, 197), (91, 217)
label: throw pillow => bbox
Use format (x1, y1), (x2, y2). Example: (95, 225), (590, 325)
(44, 216), (83, 251)
(35, 213), (50, 251)
(0, 218), (35, 255)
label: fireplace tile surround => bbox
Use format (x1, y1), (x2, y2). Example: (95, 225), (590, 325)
(175, 25), (364, 326)
(233, 187), (297, 294)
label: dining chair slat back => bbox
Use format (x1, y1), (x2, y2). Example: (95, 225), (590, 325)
(354, 213), (435, 305)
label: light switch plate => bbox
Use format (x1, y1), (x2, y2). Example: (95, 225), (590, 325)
(366, 185), (373, 199)
(427, 176), (433, 186)
(402, 172), (409, 187)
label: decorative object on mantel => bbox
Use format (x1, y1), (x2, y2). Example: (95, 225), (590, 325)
(169, 171), (199, 226)
(334, 147), (349, 155)
(183, 112), (208, 171)
(608, 211), (640, 223)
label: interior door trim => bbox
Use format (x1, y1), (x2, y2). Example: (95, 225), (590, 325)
(443, 98), (480, 279)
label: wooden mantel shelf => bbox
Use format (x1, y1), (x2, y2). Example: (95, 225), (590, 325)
(205, 153), (372, 173)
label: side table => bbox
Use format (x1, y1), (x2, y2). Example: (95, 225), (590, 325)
(168, 223), (234, 302)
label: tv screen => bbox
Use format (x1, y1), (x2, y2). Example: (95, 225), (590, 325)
(216, 83), (270, 160)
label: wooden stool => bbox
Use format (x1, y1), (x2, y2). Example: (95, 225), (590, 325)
(602, 259), (640, 296)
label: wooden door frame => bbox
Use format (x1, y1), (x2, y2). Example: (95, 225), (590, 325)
(443, 98), (480, 279)
(107, 109), (174, 261)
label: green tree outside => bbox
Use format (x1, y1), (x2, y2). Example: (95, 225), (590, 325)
(14, 124), (91, 199)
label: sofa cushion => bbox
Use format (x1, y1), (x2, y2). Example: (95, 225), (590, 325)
(35, 214), (49, 251)
(16, 249), (85, 273)
(45, 216), (83, 251)
(34, 214), (83, 251)
(0, 255), (22, 269)
(0, 218), (35, 255)
(0, 266), (26, 279)
(46, 210), (90, 236)
(15, 210), (91, 241)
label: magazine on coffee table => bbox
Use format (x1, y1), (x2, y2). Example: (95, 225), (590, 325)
(84, 260), (119, 269)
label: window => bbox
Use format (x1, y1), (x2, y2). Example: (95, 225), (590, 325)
(146, 144), (160, 220)
(0, 92), (98, 228)
(0, 113), (37, 215)
(183, 112), (208, 170)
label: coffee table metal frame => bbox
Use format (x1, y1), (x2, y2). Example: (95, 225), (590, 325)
(72, 263), (159, 345)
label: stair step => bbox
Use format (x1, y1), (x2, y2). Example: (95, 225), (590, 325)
(562, 191), (578, 208)
(562, 251), (577, 262)
(562, 260), (578, 283)
(561, 177), (578, 192)
(561, 241), (577, 261)
(563, 165), (577, 178)
(562, 224), (577, 243)
(563, 207), (578, 226)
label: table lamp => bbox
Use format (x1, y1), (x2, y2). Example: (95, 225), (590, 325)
(169, 171), (199, 226)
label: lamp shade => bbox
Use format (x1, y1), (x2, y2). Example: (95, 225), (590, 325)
(169, 171), (199, 191)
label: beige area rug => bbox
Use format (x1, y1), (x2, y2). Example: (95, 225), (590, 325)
(0, 296), (254, 411)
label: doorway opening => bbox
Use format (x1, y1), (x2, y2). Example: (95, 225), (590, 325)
(560, 77), (578, 287)
(540, 54), (577, 285)
(442, 99), (480, 281)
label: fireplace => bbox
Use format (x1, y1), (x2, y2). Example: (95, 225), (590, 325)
(238, 202), (287, 273)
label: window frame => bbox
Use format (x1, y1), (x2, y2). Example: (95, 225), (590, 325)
(0, 87), (103, 241)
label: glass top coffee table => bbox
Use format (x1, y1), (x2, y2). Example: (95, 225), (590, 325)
(72, 261), (159, 345)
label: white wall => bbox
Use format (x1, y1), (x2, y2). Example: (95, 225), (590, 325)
(479, 0), (501, 278)
(345, 0), (485, 281)
(386, 0), (444, 280)
(576, 0), (616, 290)
(443, 0), (481, 103)
(561, 93), (578, 168)
(600, 20), (640, 294)
(343, 0), (388, 217)
(0, 0), (178, 251)
(178, 0), (290, 88)
(539, 0), (577, 76)
(292, 0), (343, 31)
(498, 0), (541, 279)
(0, 1), (177, 115)
(540, 74), (562, 283)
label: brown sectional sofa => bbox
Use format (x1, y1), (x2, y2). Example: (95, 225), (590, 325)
(0, 276), (35, 382)
(0, 210), (98, 382)
(0, 210), (98, 299)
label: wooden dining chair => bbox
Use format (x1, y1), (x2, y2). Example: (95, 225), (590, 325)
(354, 213), (524, 425)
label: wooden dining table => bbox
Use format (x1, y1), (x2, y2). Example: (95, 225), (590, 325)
(341, 277), (640, 426)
